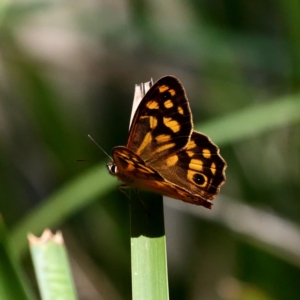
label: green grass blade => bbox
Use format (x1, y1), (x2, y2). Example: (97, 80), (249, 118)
(29, 230), (78, 300)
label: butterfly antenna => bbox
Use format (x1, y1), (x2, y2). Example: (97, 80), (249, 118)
(88, 134), (113, 160)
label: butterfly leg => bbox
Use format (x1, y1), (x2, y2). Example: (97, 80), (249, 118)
(117, 184), (132, 204)
(134, 190), (151, 217)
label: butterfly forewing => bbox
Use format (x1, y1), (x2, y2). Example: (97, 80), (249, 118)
(111, 146), (165, 184)
(126, 76), (193, 163)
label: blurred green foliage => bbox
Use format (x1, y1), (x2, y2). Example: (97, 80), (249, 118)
(1, 0), (300, 299)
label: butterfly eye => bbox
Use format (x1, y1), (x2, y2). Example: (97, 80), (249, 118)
(106, 162), (118, 176)
(193, 173), (205, 185)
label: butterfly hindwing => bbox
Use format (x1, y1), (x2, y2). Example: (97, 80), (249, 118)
(186, 131), (226, 199)
(126, 76), (193, 163)
(151, 131), (226, 203)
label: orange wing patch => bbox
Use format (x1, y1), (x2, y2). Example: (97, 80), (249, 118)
(163, 117), (181, 133)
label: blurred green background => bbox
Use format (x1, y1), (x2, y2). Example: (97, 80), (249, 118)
(1, 0), (300, 299)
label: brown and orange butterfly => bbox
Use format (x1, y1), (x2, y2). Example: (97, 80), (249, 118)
(107, 76), (226, 209)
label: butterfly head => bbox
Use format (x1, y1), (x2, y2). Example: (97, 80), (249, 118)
(106, 161), (117, 176)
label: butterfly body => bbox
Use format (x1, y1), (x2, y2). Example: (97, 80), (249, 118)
(107, 76), (226, 209)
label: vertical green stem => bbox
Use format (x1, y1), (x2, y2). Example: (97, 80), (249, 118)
(130, 81), (169, 300)
(130, 195), (169, 299)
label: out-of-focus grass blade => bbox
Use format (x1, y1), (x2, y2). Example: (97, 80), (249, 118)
(10, 165), (114, 259)
(28, 230), (78, 300)
(0, 0), (7, 24)
(0, 218), (36, 300)
(10, 94), (300, 261)
(197, 94), (300, 146)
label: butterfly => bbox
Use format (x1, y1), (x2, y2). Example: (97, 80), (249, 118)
(106, 76), (226, 209)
